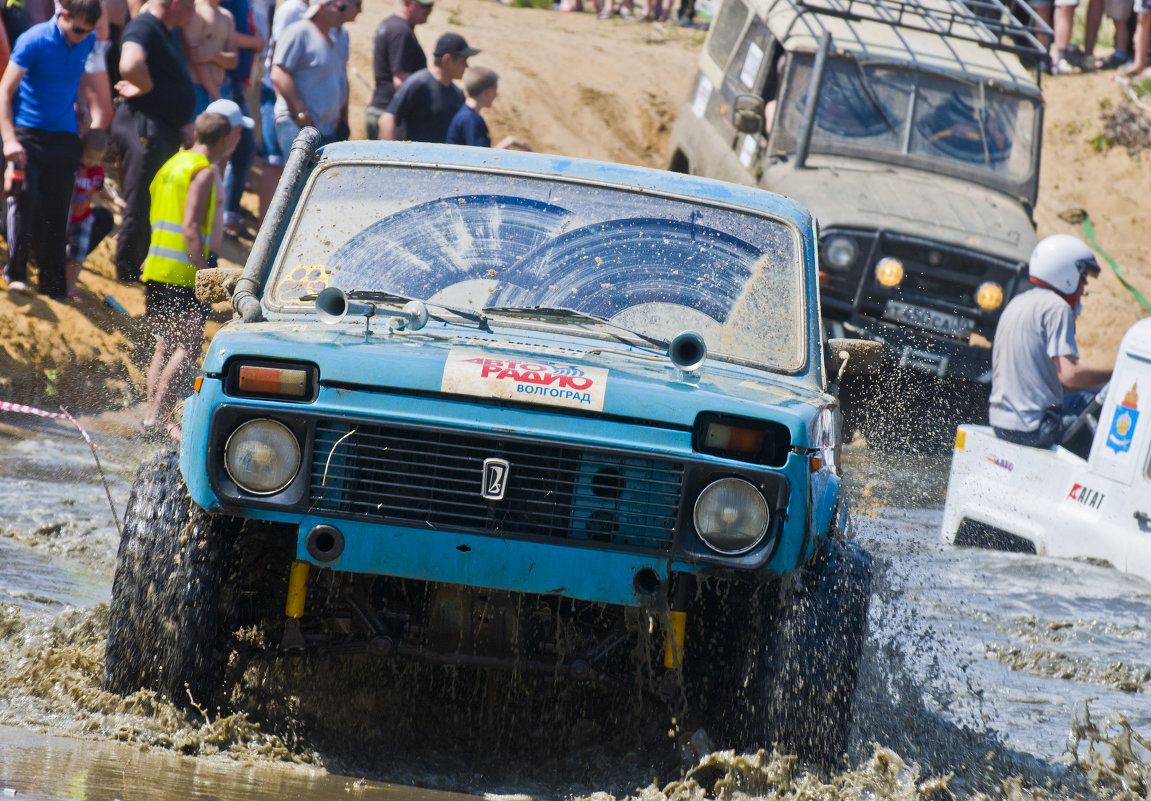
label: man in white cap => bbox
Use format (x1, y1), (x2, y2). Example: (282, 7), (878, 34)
(270, 0), (348, 154)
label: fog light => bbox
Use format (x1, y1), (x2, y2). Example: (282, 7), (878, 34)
(976, 281), (1004, 311)
(824, 236), (858, 270)
(224, 418), (301, 494)
(693, 478), (769, 555)
(875, 257), (905, 288)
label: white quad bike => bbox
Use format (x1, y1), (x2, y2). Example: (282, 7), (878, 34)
(941, 318), (1151, 583)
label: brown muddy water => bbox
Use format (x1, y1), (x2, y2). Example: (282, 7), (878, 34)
(1, 412), (1149, 800)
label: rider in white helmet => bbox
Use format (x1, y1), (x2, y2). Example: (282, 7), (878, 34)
(988, 234), (1113, 448)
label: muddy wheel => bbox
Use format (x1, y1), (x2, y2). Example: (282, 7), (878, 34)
(752, 538), (872, 766)
(104, 450), (232, 706)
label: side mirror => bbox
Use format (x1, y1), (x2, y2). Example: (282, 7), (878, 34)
(195, 267), (244, 305)
(826, 338), (881, 377)
(732, 93), (766, 135)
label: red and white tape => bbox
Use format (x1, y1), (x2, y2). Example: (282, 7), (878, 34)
(0, 400), (129, 469)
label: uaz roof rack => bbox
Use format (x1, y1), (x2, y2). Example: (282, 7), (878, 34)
(794, 0), (1052, 58)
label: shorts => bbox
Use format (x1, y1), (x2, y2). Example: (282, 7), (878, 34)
(65, 207), (114, 263)
(1106, 0), (1134, 18)
(364, 105), (384, 140)
(260, 84), (284, 167)
(1029, 0), (1078, 8)
(145, 280), (211, 338)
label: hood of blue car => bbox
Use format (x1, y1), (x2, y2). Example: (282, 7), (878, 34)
(203, 320), (829, 447)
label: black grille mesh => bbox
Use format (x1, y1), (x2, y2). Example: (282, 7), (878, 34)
(309, 419), (684, 553)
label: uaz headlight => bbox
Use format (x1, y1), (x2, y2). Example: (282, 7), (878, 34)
(975, 281), (1004, 311)
(823, 236), (858, 270)
(224, 418), (301, 495)
(693, 477), (770, 555)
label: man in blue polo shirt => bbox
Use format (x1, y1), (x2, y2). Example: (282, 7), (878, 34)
(0, 0), (104, 300)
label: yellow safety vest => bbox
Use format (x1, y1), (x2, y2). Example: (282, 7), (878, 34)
(141, 150), (215, 288)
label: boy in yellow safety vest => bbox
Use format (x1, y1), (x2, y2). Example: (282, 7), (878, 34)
(140, 98), (251, 441)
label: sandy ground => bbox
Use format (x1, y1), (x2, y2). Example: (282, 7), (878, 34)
(0, 0), (1146, 415)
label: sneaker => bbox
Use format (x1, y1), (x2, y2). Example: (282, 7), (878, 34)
(1051, 57), (1077, 75)
(1100, 51), (1130, 70)
(6, 280), (29, 293)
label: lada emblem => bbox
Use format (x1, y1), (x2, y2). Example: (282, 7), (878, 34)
(481, 458), (510, 501)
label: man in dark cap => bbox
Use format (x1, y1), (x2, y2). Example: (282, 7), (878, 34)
(379, 31), (476, 143)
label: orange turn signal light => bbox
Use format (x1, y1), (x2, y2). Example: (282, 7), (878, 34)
(704, 422), (767, 455)
(237, 365), (309, 398)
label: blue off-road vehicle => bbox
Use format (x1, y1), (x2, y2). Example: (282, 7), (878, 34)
(104, 136), (875, 764)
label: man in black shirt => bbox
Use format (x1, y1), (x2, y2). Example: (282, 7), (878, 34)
(380, 32), (475, 144)
(364, 0), (431, 139)
(110, 0), (196, 282)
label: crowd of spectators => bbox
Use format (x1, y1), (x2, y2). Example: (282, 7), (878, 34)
(0, 0), (537, 307)
(1012, 0), (1151, 75)
(0, 0), (1138, 338)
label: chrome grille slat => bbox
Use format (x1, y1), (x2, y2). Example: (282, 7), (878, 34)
(309, 420), (683, 553)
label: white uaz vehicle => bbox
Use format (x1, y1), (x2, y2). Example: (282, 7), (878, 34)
(941, 318), (1151, 584)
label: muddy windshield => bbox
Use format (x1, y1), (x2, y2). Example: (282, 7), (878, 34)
(777, 55), (1038, 192)
(267, 162), (807, 371)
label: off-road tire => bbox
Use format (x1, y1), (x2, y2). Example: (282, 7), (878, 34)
(104, 450), (232, 706)
(753, 538), (872, 766)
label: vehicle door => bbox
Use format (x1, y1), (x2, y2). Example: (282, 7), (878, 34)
(1087, 348), (1151, 572)
(688, 0), (778, 185)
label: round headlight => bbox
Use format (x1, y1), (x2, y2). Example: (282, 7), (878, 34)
(224, 418), (301, 495)
(824, 236), (858, 270)
(875, 257), (905, 288)
(976, 281), (1004, 311)
(692, 478), (770, 555)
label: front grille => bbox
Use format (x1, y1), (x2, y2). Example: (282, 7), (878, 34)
(309, 419), (684, 554)
(819, 229), (1024, 332)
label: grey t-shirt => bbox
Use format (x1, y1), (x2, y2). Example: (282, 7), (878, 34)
(272, 19), (345, 137)
(988, 287), (1078, 433)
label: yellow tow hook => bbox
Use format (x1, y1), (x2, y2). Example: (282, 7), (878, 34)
(282, 560), (310, 649)
(659, 575), (692, 699)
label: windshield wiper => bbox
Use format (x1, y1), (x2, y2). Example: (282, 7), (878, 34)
(848, 54), (898, 134)
(302, 289), (489, 327)
(481, 305), (668, 349)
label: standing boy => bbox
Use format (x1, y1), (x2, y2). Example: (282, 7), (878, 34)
(446, 65), (530, 151)
(65, 128), (118, 300)
(140, 103), (246, 441)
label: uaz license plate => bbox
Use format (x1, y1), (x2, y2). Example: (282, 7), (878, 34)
(883, 300), (974, 338)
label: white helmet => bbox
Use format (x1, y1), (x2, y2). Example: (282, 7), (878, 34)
(1028, 234), (1100, 295)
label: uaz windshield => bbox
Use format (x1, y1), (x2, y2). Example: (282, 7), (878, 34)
(268, 162), (807, 371)
(776, 55), (1039, 194)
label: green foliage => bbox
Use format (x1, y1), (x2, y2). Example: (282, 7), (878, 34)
(44, 369), (59, 398)
(510, 0), (552, 8)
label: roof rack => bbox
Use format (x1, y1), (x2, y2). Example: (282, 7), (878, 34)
(793, 0), (1052, 58)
